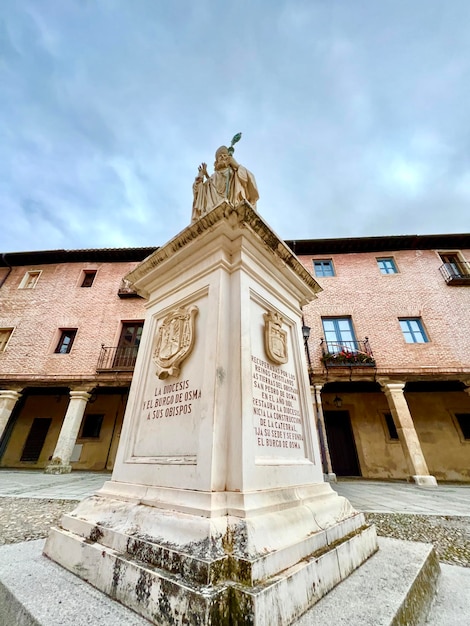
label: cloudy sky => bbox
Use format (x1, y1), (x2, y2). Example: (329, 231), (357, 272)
(2, 1), (469, 253)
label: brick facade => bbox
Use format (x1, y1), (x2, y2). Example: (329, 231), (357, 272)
(289, 235), (470, 483)
(0, 261), (147, 382)
(1, 236), (469, 480)
(0, 248), (155, 471)
(298, 246), (470, 376)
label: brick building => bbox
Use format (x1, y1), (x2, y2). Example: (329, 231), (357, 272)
(287, 233), (470, 484)
(0, 247), (156, 473)
(0, 234), (469, 481)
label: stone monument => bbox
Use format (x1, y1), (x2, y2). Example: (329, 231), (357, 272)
(44, 138), (377, 624)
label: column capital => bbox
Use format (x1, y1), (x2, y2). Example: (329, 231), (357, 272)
(313, 383), (325, 393)
(69, 384), (95, 392)
(378, 380), (406, 394)
(69, 390), (92, 402)
(0, 389), (23, 402)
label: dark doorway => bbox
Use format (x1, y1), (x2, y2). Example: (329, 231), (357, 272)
(323, 410), (361, 476)
(20, 418), (52, 462)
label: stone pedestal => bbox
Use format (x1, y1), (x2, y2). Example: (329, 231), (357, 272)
(45, 202), (377, 624)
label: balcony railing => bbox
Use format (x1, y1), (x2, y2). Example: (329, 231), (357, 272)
(97, 345), (139, 371)
(320, 338), (376, 367)
(439, 261), (470, 285)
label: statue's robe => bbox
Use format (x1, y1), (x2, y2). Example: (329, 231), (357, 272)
(192, 165), (259, 222)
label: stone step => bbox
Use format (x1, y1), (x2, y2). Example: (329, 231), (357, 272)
(297, 537), (439, 625)
(0, 537), (444, 625)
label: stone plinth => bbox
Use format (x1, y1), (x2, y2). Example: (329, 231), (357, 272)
(45, 202), (377, 624)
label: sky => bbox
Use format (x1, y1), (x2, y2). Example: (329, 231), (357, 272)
(1, 1), (469, 253)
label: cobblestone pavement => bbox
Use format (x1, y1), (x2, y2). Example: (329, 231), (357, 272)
(365, 512), (470, 567)
(0, 499), (468, 567)
(0, 497), (75, 545)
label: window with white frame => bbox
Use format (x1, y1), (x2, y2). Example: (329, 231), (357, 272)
(0, 328), (13, 352)
(19, 270), (41, 289)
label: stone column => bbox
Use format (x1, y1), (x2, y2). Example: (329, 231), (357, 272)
(0, 390), (23, 441)
(44, 390), (91, 474)
(312, 384), (336, 482)
(381, 382), (437, 486)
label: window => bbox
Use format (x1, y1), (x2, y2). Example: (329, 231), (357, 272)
(55, 329), (77, 354)
(383, 412), (399, 440)
(80, 414), (104, 438)
(313, 260), (335, 277)
(377, 258), (397, 274)
(81, 270), (97, 287)
(113, 322), (144, 367)
(439, 253), (467, 277)
(455, 414), (470, 440)
(322, 317), (356, 352)
(19, 270), (41, 289)
(399, 318), (428, 343)
(0, 328), (13, 352)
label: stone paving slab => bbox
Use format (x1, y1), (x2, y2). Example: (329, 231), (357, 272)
(0, 470), (469, 516)
(331, 480), (470, 516)
(427, 563), (470, 625)
(0, 469), (110, 500)
(297, 537), (440, 625)
(1, 537), (460, 626)
(0, 539), (149, 625)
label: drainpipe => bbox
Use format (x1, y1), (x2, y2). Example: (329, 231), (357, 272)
(0, 254), (12, 289)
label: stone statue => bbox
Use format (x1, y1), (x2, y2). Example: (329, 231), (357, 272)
(191, 136), (259, 222)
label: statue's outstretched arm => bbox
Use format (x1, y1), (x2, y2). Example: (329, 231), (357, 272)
(197, 163), (209, 179)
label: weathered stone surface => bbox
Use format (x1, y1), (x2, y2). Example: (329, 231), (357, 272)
(44, 201), (378, 624)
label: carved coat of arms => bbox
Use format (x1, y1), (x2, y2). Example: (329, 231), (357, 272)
(263, 310), (288, 365)
(153, 306), (198, 379)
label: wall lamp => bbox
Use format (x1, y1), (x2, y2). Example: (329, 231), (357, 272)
(333, 395), (343, 408)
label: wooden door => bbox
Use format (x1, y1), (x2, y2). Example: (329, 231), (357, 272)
(323, 410), (361, 476)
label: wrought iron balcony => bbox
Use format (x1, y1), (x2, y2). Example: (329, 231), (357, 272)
(439, 261), (470, 285)
(97, 345), (139, 371)
(320, 338), (376, 367)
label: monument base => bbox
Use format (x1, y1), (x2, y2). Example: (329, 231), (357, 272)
(44, 463), (72, 475)
(411, 475), (438, 487)
(44, 481), (377, 625)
